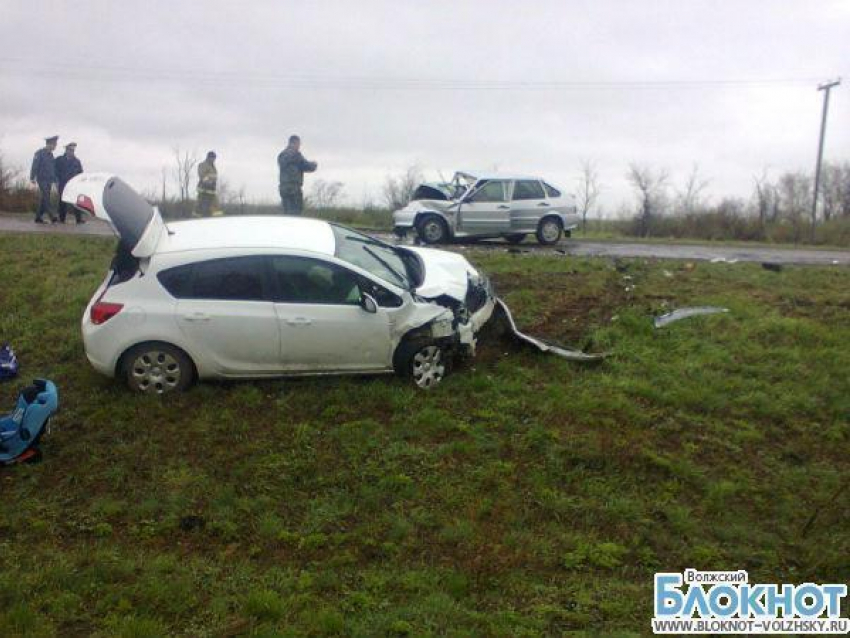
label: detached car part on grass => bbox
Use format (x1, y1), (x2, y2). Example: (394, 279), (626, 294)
(653, 306), (729, 329)
(393, 171), (580, 246)
(0, 379), (58, 465)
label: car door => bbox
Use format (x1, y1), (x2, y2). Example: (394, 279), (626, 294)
(457, 180), (510, 236)
(268, 255), (393, 371)
(169, 256), (283, 374)
(509, 179), (549, 232)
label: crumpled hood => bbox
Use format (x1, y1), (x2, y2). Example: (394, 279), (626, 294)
(404, 246), (481, 301)
(402, 198), (456, 214)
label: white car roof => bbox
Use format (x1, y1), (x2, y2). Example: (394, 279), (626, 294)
(156, 216), (336, 255)
(457, 170), (545, 182)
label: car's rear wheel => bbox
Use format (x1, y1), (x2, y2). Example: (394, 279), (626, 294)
(536, 217), (562, 245)
(505, 233), (526, 244)
(417, 215), (448, 244)
(122, 342), (194, 394)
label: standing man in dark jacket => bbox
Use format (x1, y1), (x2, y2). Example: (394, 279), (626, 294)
(277, 135), (317, 215)
(55, 142), (84, 224)
(30, 135), (59, 224)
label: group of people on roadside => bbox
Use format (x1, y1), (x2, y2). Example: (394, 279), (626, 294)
(30, 133), (318, 223)
(30, 136), (84, 224)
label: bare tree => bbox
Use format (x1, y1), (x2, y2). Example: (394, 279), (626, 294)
(752, 169), (777, 228)
(160, 166), (170, 204)
(576, 159), (600, 232)
(0, 150), (19, 194)
(306, 179), (345, 210)
(820, 162), (850, 221)
(382, 165), (423, 211)
(676, 164), (710, 215)
(627, 164), (668, 237)
(172, 147), (198, 204)
(777, 171), (811, 242)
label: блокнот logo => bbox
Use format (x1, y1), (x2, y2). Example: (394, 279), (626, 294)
(652, 569), (849, 634)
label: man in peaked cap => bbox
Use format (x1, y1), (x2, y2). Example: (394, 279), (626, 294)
(55, 142), (84, 223)
(30, 135), (58, 224)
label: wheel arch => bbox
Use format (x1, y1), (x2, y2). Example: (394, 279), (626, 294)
(414, 211), (452, 236)
(538, 213), (564, 229)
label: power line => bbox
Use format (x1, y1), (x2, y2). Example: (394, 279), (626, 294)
(0, 57), (836, 91)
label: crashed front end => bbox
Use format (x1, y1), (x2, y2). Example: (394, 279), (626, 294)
(416, 273), (495, 356)
(397, 245), (495, 357)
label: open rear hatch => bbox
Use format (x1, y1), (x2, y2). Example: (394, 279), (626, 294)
(61, 173), (166, 258)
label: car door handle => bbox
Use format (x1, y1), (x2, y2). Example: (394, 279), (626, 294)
(537, 202), (550, 207)
(497, 205), (510, 210)
(182, 312), (210, 322)
(285, 317), (313, 326)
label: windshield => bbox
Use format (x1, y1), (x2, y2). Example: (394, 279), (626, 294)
(332, 226), (411, 289)
(451, 172), (477, 199)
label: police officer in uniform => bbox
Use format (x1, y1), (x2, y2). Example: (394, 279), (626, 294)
(277, 135), (317, 215)
(30, 135), (59, 224)
(196, 151), (218, 217)
(55, 142), (84, 223)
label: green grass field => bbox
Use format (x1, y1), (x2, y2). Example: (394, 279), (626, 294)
(0, 233), (847, 637)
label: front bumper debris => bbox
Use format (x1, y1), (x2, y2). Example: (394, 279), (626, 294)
(495, 298), (607, 362)
(653, 306), (729, 329)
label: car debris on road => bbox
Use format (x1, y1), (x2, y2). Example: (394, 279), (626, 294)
(653, 306), (729, 329)
(495, 299), (607, 362)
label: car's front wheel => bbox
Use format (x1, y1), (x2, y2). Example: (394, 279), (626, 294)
(536, 217), (563, 245)
(394, 339), (448, 390)
(121, 342), (194, 394)
(416, 215), (448, 244)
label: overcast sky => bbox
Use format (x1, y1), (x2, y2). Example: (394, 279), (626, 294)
(1, 0), (848, 212)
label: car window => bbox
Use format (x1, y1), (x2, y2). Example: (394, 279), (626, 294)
(543, 182), (562, 198)
(270, 256), (361, 305)
(157, 257), (268, 301)
(468, 180), (507, 203)
(192, 256), (268, 301)
(157, 264), (194, 298)
(357, 276), (403, 308)
(512, 180), (546, 201)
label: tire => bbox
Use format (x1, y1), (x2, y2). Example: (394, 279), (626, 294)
(394, 339), (448, 390)
(121, 342), (195, 395)
(505, 234), (526, 244)
(536, 217), (563, 245)
(416, 215), (448, 244)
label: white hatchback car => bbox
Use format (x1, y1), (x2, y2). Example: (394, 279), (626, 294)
(63, 174), (495, 393)
(393, 171), (579, 245)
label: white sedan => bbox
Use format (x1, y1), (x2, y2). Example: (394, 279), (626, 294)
(393, 171), (580, 245)
(63, 174), (495, 393)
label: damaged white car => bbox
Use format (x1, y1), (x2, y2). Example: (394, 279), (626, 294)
(393, 171), (580, 245)
(63, 174), (497, 393)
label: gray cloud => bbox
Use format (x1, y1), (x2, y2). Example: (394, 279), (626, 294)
(1, 0), (847, 210)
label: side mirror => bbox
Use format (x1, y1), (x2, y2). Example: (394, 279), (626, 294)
(360, 293), (378, 314)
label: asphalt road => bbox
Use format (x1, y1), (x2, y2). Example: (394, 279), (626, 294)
(1, 214), (848, 266)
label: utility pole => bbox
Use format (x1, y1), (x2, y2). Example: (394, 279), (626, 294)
(810, 78), (841, 242)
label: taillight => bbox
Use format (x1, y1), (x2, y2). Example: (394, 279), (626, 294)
(75, 194), (95, 216)
(90, 301), (123, 325)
